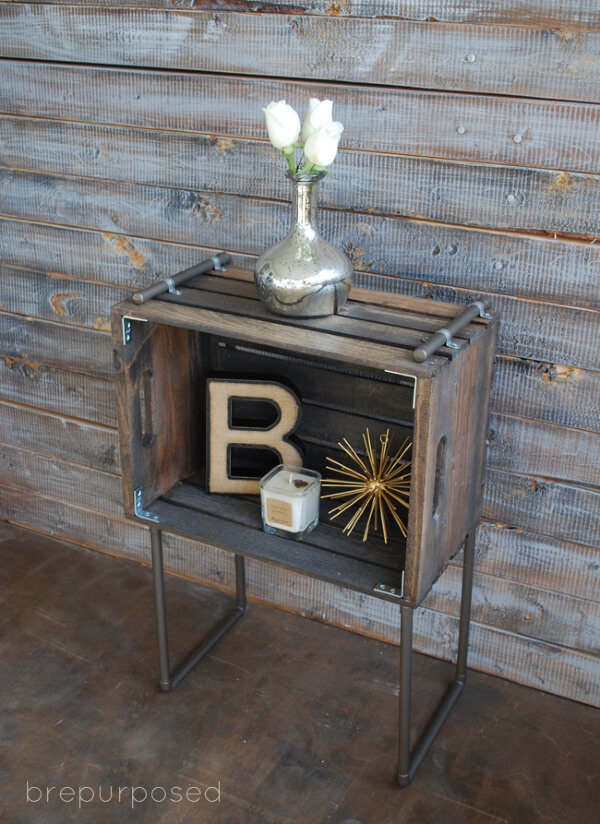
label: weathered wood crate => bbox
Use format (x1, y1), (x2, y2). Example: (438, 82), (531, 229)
(112, 270), (497, 608)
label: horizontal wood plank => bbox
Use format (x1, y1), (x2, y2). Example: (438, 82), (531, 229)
(484, 467), (600, 550)
(3, 337), (598, 447)
(0, 310), (113, 377)
(2, 198), (600, 372)
(2, 116), (599, 237)
(4, 442), (598, 608)
(426, 563), (600, 656)
(2, 6), (599, 102)
(1, 172), (598, 314)
(2, 61), (599, 173)
(129, 299), (439, 376)
(0, 264), (129, 331)
(491, 357), (600, 435)
(469, 521), (600, 604)
(0, 353), (116, 427)
(3, 295), (600, 492)
(487, 413), (600, 489)
(5, 1), (599, 30)
(0, 399), (120, 474)
(1, 482), (599, 706)
(338, 285), (600, 432)
(0, 442), (122, 517)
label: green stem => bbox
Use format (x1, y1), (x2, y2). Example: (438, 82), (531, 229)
(281, 146), (296, 175)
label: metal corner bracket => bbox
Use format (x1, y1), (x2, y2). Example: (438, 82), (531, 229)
(122, 315), (148, 346)
(383, 371), (417, 409)
(134, 487), (159, 523)
(374, 582), (404, 599)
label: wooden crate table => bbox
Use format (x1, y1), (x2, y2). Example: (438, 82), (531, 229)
(112, 267), (498, 786)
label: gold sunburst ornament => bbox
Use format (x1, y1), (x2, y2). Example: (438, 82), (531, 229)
(322, 429), (411, 544)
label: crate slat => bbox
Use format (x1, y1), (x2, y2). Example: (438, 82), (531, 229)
(157, 285), (467, 358)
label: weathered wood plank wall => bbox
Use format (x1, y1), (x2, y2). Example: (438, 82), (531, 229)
(0, 1), (598, 706)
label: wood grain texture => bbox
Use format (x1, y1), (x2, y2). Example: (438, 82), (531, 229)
(3, 342), (595, 443)
(4, 325), (598, 469)
(484, 467), (600, 550)
(354, 274), (600, 372)
(2, 200), (600, 373)
(427, 563), (600, 656)
(4, 336), (596, 553)
(0, 442), (122, 517)
(4, 1), (599, 30)
(487, 413), (600, 488)
(407, 318), (497, 601)
(2, 5), (600, 102)
(114, 297), (441, 377)
(4, 442), (598, 612)
(1, 483), (599, 707)
(491, 357), (600, 435)
(0, 264), (130, 331)
(2, 172), (598, 314)
(0, 399), (120, 474)
(0, 354), (116, 427)
(469, 521), (600, 604)
(114, 319), (206, 515)
(3, 116), (599, 237)
(2, 60), (599, 173)
(2, 214), (600, 388)
(0, 310), (113, 377)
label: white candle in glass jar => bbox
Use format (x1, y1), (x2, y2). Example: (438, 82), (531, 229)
(260, 465), (321, 538)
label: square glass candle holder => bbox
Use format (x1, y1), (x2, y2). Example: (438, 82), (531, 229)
(260, 465), (321, 540)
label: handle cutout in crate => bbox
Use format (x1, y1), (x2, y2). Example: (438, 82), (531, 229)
(432, 435), (447, 519)
(139, 370), (156, 448)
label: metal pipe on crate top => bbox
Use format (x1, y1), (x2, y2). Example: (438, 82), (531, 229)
(131, 253), (231, 305)
(413, 299), (492, 362)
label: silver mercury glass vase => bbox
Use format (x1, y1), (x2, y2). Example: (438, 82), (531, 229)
(254, 171), (353, 317)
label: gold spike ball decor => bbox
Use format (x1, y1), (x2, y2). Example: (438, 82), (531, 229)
(322, 429), (412, 544)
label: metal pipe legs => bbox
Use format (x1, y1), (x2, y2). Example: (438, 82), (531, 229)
(397, 529), (476, 786)
(397, 604), (413, 785)
(149, 525), (475, 785)
(456, 528), (476, 684)
(150, 527), (247, 693)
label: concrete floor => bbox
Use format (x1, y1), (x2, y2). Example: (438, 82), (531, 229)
(0, 521), (598, 823)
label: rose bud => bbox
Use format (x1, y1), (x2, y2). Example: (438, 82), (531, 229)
(263, 100), (301, 150)
(301, 98), (333, 142)
(303, 122), (344, 169)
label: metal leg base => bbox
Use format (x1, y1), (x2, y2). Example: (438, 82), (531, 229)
(149, 523), (475, 786)
(397, 528), (476, 786)
(150, 527), (247, 693)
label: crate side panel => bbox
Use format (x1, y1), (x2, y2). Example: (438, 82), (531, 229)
(406, 323), (498, 604)
(114, 313), (205, 512)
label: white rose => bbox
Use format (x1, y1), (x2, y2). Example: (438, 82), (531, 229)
(263, 100), (301, 150)
(303, 122), (344, 168)
(301, 98), (333, 142)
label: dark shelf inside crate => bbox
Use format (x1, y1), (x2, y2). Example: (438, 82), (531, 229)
(147, 472), (406, 603)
